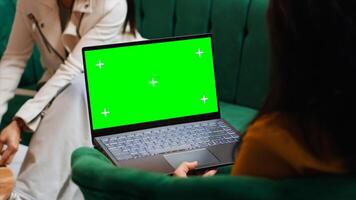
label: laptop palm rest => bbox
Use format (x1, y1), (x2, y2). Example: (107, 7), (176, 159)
(164, 148), (220, 169)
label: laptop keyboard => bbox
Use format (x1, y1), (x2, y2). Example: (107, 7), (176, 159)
(99, 120), (239, 161)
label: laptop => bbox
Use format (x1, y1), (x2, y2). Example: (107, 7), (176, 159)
(82, 34), (241, 174)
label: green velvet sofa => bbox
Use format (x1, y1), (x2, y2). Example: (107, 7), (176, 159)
(2, 0), (356, 199)
(71, 0), (356, 199)
(72, 147), (356, 200)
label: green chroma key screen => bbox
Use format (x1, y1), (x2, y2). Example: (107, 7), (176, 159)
(84, 36), (219, 131)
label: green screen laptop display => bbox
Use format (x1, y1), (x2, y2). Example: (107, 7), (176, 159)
(84, 36), (219, 131)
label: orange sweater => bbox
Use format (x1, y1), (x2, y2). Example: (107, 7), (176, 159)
(231, 113), (346, 179)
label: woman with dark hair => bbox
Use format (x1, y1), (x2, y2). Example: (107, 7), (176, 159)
(0, 0), (141, 199)
(174, 0), (355, 178)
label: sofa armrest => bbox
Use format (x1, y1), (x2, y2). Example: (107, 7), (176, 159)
(72, 148), (356, 200)
(71, 147), (276, 200)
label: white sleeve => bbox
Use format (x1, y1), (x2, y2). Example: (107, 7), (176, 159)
(15, 0), (131, 131)
(0, 1), (34, 124)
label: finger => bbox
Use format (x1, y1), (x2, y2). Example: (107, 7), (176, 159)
(203, 169), (218, 177)
(0, 143), (3, 153)
(0, 148), (7, 165)
(174, 162), (190, 177)
(1, 144), (18, 165)
(6, 154), (16, 165)
(184, 161), (198, 169)
(0, 136), (5, 153)
(0, 150), (12, 165)
(174, 161), (198, 177)
(0, 145), (4, 156)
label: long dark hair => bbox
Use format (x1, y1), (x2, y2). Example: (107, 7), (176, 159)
(257, 0), (356, 170)
(123, 0), (136, 36)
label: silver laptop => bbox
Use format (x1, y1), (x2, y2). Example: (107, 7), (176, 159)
(82, 34), (240, 174)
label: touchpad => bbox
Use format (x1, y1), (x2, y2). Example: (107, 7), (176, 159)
(164, 148), (220, 168)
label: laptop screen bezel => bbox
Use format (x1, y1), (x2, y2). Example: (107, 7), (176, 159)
(82, 33), (221, 138)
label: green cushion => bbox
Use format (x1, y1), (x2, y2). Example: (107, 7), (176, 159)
(137, 0), (176, 39)
(0, 0), (16, 55)
(137, 0), (270, 108)
(134, 0), (142, 32)
(211, 0), (250, 103)
(279, 178), (356, 200)
(72, 147), (356, 200)
(174, 0), (211, 36)
(235, 0), (270, 108)
(135, 0), (254, 104)
(220, 101), (257, 133)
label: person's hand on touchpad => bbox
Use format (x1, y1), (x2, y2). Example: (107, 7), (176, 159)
(173, 161), (217, 177)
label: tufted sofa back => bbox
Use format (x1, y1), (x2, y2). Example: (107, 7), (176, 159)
(135, 0), (270, 108)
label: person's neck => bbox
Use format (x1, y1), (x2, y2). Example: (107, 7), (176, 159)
(62, 0), (74, 9)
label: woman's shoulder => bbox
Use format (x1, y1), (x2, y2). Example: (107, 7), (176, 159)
(241, 112), (347, 175)
(246, 112), (293, 134)
(243, 112), (300, 145)
(242, 112), (309, 169)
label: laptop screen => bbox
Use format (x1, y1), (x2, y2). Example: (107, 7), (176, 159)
(83, 35), (219, 132)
